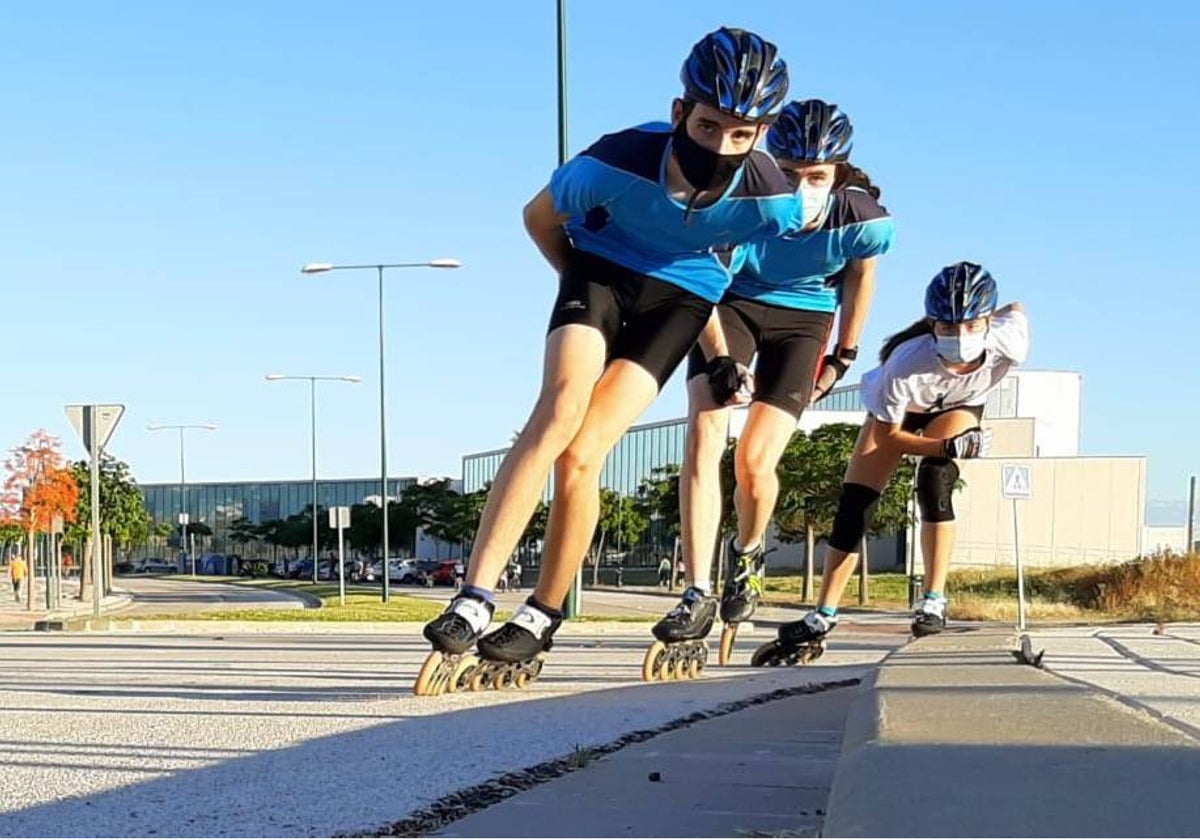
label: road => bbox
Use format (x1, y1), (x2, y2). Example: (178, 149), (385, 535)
(0, 622), (903, 837)
(112, 575), (309, 616)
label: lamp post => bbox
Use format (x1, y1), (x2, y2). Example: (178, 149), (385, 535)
(301, 258), (462, 601)
(265, 374), (361, 584)
(147, 423), (217, 577)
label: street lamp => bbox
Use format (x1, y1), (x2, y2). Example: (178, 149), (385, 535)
(301, 259), (462, 602)
(147, 423), (217, 577)
(265, 374), (361, 584)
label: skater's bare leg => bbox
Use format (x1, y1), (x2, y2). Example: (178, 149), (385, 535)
(680, 375), (730, 590)
(534, 360), (660, 609)
(465, 325), (605, 591)
(815, 419), (904, 609)
(733, 401), (797, 550)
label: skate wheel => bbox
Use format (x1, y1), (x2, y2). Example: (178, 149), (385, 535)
(672, 658), (687, 681)
(448, 655), (478, 693)
(688, 658), (703, 679)
(718, 624), (738, 666)
(493, 669), (515, 690)
(749, 642), (778, 668)
(468, 667), (490, 692)
(642, 642), (667, 683)
(413, 651), (448, 697)
(514, 671), (530, 689)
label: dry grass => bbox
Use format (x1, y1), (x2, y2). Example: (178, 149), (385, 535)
(948, 552), (1200, 623)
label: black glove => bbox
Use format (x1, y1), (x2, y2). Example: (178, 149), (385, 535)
(707, 355), (750, 405)
(811, 355), (849, 404)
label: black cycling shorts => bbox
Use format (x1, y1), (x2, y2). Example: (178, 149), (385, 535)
(547, 248), (713, 388)
(685, 294), (833, 417)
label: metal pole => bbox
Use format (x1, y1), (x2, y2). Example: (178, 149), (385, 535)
(557, 0), (568, 168)
(558, 0), (582, 621)
(338, 519), (347, 606)
(379, 265), (390, 603)
(91, 407), (103, 619)
(180, 428), (194, 578)
(1014, 498), (1027, 632)
(1187, 476), (1196, 555)
(311, 377), (319, 585)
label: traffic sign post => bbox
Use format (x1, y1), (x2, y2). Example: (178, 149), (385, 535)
(329, 506), (351, 605)
(65, 404), (125, 619)
(1002, 464), (1033, 632)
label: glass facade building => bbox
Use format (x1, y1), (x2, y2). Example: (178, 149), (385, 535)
(139, 477), (416, 556)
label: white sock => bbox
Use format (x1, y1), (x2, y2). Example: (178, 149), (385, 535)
(690, 579), (712, 596)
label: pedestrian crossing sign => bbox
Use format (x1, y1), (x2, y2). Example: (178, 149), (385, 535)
(1002, 464), (1032, 499)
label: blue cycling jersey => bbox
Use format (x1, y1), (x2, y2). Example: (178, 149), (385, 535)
(728, 186), (894, 311)
(549, 122), (806, 303)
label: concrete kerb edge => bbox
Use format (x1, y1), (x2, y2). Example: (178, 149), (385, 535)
(824, 635), (909, 836)
(53, 618), (658, 635)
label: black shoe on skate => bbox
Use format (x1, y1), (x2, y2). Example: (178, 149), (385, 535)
(911, 596), (947, 636)
(423, 595), (494, 655)
(477, 598), (562, 663)
(779, 610), (838, 646)
(720, 538), (765, 624)
(750, 610), (836, 667)
(652, 587), (717, 643)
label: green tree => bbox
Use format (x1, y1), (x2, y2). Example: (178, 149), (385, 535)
(401, 478), (461, 558)
(590, 489), (647, 585)
(635, 465), (682, 540)
(227, 516), (258, 555)
(65, 456), (153, 558)
(773, 423), (916, 602)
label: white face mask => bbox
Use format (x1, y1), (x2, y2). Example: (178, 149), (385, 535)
(800, 184), (832, 227)
(935, 331), (987, 364)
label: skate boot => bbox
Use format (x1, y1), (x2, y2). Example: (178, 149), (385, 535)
(717, 539), (766, 665)
(911, 594), (948, 637)
(414, 594), (494, 696)
(469, 598), (563, 691)
(750, 609), (836, 667)
(644, 587), (716, 682)
(720, 538), (766, 624)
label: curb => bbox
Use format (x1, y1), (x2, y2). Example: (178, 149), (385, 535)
(53, 618), (656, 635)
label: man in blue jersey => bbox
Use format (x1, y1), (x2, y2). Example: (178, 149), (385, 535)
(649, 100), (896, 661)
(418, 28), (803, 682)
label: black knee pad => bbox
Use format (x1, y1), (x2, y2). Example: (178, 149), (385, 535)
(916, 457), (960, 522)
(828, 483), (881, 552)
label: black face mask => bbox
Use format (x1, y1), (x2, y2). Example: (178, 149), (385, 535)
(672, 121), (747, 194)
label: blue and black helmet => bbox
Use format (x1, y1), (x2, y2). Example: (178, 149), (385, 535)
(767, 100), (853, 163)
(680, 27), (789, 121)
(924, 262), (998, 323)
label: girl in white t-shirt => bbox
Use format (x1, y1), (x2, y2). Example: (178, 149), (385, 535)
(752, 261), (1029, 665)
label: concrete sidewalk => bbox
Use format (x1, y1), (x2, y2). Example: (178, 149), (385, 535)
(437, 682), (858, 838)
(435, 628), (1200, 839)
(824, 630), (1200, 837)
(0, 580), (130, 631)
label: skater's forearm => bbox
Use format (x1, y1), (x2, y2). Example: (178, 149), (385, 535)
(835, 258), (876, 352)
(524, 187), (572, 273)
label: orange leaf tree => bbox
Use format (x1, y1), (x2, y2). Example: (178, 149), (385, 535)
(3, 430), (81, 534)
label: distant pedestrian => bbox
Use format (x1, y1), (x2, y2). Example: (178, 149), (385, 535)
(10, 556), (27, 600)
(657, 557), (671, 588)
(674, 558), (685, 589)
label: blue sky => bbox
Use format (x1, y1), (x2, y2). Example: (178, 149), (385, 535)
(1, 1), (1196, 519)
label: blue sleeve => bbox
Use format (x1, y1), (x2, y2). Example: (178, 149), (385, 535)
(844, 217), (895, 260)
(548, 155), (622, 218)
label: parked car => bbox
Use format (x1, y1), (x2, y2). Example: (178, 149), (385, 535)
(136, 558), (177, 575)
